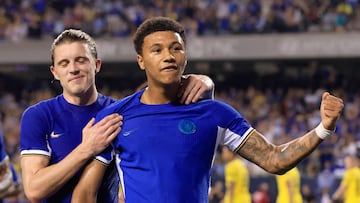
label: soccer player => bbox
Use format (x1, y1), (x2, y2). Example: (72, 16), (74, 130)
(19, 29), (215, 203)
(275, 167), (302, 203)
(221, 145), (251, 203)
(332, 154), (360, 203)
(72, 17), (344, 202)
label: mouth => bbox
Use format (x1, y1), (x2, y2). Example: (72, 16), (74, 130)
(69, 76), (83, 82)
(161, 65), (178, 71)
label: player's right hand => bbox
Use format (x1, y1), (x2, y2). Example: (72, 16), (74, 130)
(81, 113), (123, 156)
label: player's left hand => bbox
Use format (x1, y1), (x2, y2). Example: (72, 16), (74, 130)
(320, 92), (344, 130)
(178, 74), (214, 104)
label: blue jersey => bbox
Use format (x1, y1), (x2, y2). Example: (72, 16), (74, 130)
(97, 90), (253, 203)
(0, 135), (8, 203)
(0, 135), (8, 164)
(20, 94), (119, 203)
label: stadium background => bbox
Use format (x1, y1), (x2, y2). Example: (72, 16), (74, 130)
(1, 0), (360, 202)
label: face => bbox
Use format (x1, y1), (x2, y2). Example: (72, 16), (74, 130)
(137, 31), (187, 87)
(50, 42), (100, 99)
(344, 156), (357, 169)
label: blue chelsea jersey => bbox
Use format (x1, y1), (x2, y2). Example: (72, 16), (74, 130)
(20, 94), (119, 203)
(97, 89), (254, 203)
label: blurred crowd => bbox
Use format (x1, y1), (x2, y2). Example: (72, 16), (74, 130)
(1, 0), (360, 42)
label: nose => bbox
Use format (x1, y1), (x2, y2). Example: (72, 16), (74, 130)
(68, 61), (80, 74)
(163, 49), (176, 63)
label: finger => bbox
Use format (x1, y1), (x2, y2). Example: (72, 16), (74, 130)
(184, 83), (200, 104)
(180, 83), (195, 104)
(98, 114), (122, 126)
(183, 82), (203, 104)
(191, 85), (208, 103)
(322, 92), (330, 101)
(106, 127), (122, 143)
(85, 118), (95, 129)
(103, 119), (122, 136)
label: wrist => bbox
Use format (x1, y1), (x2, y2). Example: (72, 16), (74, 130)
(315, 122), (334, 139)
(77, 143), (96, 159)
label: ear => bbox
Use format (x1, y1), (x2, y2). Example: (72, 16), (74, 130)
(137, 55), (145, 70)
(95, 59), (101, 74)
(50, 66), (60, 80)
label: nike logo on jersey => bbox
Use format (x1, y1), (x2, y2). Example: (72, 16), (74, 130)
(50, 131), (62, 138)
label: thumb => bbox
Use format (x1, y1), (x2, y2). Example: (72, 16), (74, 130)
(322, 92), (330, 101)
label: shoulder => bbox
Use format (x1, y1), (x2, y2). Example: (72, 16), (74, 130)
(109, 91), (140, 110)
(199, 99), (245, 120)
(96, 91), (141, 119)
(97, 94), (117, 106)
(201, 99), (238, 111)
(22, 96), (60, 117)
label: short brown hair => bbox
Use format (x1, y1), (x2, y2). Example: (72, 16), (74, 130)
(50, 29), (98, 65)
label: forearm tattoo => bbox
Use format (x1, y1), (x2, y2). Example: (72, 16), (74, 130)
(237, 130), (322, 174)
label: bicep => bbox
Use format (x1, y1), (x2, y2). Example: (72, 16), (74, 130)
(20, 155), (49, 189)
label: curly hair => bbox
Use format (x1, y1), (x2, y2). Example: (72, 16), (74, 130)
(133, 16), (186, 55)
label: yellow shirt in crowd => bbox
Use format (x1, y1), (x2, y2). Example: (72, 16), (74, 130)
(223, 158), (251, 203)
(341, 166), (360, 203)
(276, 167), (302, 203)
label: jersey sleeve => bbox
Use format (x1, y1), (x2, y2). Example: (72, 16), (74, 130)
(214, 101), (254, 151)
(95, 145), (114, 165)
(20, 106), (51, 156)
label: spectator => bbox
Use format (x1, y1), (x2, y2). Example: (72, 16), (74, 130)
(252, 182), (270, 203)
(221, 145), (252, 203)
(332, 154), (360, 203)
(276, 167), (303, 203)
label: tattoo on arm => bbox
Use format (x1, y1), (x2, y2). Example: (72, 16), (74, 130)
(237, 130), (322, 174)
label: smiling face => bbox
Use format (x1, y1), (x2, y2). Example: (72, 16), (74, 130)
(50, 41), (100, 103)
(137, 31), (187, 88)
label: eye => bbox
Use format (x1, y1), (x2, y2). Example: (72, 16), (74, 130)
(171, 45), (183, 52)
(58, 60), (69, 68)
(76, 57), (88, 64)
(151, 48), (161, 53)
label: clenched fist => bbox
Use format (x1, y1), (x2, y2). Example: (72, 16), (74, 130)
(320, 92), (344, 130)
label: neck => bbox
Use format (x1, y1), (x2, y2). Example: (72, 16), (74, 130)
(141, 85), (180, 104)
(63, 89), (98, 106)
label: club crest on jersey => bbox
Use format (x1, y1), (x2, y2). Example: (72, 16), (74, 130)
(178, 119), (196, 135)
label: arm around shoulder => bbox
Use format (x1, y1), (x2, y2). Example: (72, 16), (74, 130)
(179, 74), (215, 104)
